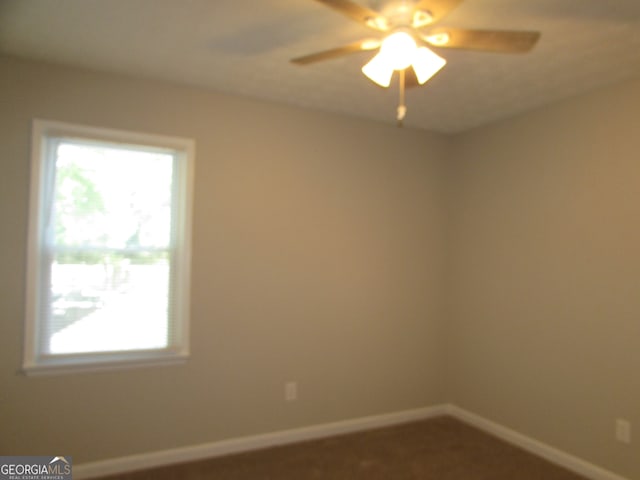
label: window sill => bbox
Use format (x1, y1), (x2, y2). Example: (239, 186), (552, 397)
(23, 350), (188, 376)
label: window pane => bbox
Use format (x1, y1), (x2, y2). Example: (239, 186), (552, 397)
(54, 142), (174, 249)
(49, 252), (170, 354)
(48, 141), (175, 355)
(26, 120), (193, 374)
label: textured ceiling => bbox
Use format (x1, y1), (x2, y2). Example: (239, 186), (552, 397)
(1, 0), (639, 132)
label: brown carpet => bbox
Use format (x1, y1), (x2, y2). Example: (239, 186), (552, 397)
(95, 416), (588, 480)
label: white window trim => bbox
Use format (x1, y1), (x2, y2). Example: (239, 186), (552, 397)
(24, 119), (195, 376)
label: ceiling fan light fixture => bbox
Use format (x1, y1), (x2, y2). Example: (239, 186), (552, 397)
(362, 52), (395, 87)
(362, 30), (444, 88)
(412, 46), (446, 84)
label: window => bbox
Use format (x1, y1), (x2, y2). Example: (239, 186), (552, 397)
(24, 119), (194, 374)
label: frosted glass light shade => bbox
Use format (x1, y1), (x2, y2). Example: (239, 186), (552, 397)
(362, 53), (395, 87)
(412, 47), (446, 84)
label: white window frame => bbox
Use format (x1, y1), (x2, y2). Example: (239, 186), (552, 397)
(24, 119), (194, 375)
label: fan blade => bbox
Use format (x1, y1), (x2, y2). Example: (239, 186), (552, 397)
(423, 27), (541, 53)
(313, 0), (389, 31)
(291, 39), (381, 65)
(413, 0), (463, 25)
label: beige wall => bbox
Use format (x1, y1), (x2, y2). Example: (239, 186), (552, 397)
(446, 78), (640, 480)
(0, 55), (448, 462)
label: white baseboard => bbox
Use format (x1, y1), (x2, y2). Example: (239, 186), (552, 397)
(74, 404), (447, 479)
(446, 405), (630, 480)
(74, 404), (630, 480)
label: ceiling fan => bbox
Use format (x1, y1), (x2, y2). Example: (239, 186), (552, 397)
(291, 0), (541, 124)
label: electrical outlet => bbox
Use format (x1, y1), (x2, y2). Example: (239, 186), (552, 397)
(285, 381), (297, 402)
(615, 419), (631, 444)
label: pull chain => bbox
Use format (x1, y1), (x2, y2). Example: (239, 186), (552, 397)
(397, 68), (407, 127)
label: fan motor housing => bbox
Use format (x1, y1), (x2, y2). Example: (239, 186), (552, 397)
(369, 0), (432, 28)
